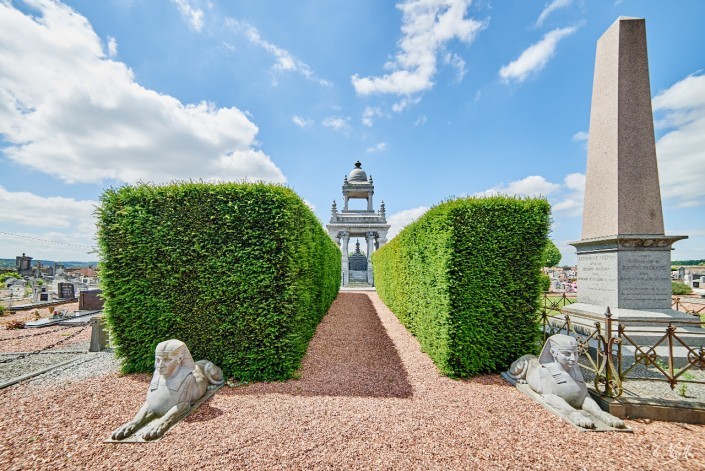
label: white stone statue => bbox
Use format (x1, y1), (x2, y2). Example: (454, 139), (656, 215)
(111, 339), (224, 441)
(508, 334), (625, 429)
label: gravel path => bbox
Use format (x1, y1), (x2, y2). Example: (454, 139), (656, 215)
(0, 292), (704, 469)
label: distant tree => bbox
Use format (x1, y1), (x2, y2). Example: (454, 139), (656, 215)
(543, 240), (562, 267)
(1, 271), (21, 282)
(672, 260), (705, 266)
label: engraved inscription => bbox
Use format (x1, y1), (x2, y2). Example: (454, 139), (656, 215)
(618, 252), (671, 308)
(577, 253), (617, 306)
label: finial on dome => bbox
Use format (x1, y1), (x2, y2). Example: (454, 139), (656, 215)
(379, 200), (386, 215)
(331, 200), (337, 212)
(354, 160), (362, 169)
(369, 174), (373, 184)
(343, 175), (348, 183)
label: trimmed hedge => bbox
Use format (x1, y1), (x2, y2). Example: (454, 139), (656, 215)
(373, 196), (551, 377)
(97, 182), (340, 381)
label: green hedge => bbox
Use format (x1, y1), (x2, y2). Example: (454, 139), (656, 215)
(97, 182), (340, 381)
(373, 196), (551, 377)
(672, 281), (693, 296)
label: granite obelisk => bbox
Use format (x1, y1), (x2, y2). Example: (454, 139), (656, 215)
(564, 17), (688, 322)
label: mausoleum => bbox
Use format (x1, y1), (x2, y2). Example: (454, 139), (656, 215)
(327, 161), (390, 287)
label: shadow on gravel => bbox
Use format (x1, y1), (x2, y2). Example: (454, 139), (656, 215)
(184, 402), (224, 423)
(227, 293), (413, 399)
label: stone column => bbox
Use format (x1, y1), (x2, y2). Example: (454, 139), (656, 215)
(340, 231), (350, 287)
(377, 230), (388, 248)
(366, 231), (375, 285)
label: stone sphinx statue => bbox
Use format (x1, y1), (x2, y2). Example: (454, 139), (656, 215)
(111, 339), (224, 441)
(507, 334), (625, 430)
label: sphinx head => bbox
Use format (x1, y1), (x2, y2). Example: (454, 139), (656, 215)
(154, 339), (190, 379)
(549, 334), (579, 370)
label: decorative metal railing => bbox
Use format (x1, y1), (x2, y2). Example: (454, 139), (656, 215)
(538, 293), (705, 398)
(672, 297), (705, 317)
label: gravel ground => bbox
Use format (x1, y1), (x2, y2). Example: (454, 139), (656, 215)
(0, 291), (704, 470)
(0, 302), (80, 328)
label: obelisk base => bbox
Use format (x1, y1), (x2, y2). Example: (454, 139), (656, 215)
(566, 234), (689, 324)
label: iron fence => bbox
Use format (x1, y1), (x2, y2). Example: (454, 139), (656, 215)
(539, 293), (705, 398)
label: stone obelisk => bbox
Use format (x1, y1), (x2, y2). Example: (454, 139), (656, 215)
(564, 17), (688, 322)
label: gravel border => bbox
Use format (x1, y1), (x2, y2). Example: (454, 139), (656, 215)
(0, 292), (703, 469)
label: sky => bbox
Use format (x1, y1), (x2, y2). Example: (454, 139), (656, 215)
(0, 0), (704, 265)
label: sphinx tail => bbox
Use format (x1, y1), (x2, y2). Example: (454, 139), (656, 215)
(195, 360), (225, 385)
(508, 354), (537, 381)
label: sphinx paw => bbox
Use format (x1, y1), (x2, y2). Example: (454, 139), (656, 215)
(570, 411), (595, 429)
(112, 422), (138, 440)
(603, 415), (626, 429)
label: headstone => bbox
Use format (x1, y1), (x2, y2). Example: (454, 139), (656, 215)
(79, 289), (104, 310)
(57, 282), (75, 299)
(565, 18), (688, 323)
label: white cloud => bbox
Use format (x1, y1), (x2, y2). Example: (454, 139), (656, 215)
(322, 116), (350, 132)
(474, 175), (561, 198)
(106, 35), (118, 58)
(414, 115), (428, 126)
(392, 95), (422, 112)
(442, 51), (466, 82)
(0, 186), (97, 260)
(366, 142), (387, 153)
(171, 0), (204, 32)
(225, 18), (331, 88)
(387, 206), (429, 240)
(0, 186), (96, 232)
(292, 115), (314, 128)
(474, 173), (585, 216)
(0, 2), (285, 184)
(572, 131), (588, 142)
(351, 0), (486, 98)
(653, 72), (705, 207)
(535, 0), (572, 28)
(499, 26), (578, 84)
(552, 173), (585, 216)
(362, 107), (385, 127)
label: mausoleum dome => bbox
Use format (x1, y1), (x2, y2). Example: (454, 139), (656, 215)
(348, 161), (368, 183)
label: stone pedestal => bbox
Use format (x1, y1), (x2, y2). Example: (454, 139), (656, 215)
(90, 315), (109, 352)
(566, 235), (689, 323)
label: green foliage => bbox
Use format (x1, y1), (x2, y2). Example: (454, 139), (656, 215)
(373, 196), (551, 378)
(672, 282), (693, 296)
(97, 182), (340, 381)
(672, 260), (705, 266)
(539, 273), (551, 292)
(542, 240), (561, 267)
(1, 272), (21, 282)
(0, 305), (5, 316)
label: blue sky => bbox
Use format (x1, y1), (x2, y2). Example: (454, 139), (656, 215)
(1, 0), (704, 264)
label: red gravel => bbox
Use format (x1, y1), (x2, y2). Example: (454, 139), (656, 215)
(1, 292), (704, 470)
(0, 303), (90, 353)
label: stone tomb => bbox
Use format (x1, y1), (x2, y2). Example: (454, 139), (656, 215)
(326, 161), (390, 287)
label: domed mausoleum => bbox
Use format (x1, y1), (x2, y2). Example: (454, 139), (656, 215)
(326, 161), (390, 287)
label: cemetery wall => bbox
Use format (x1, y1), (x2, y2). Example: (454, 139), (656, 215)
(97, 182), (341, 381)
(373, 196), (550, 377)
